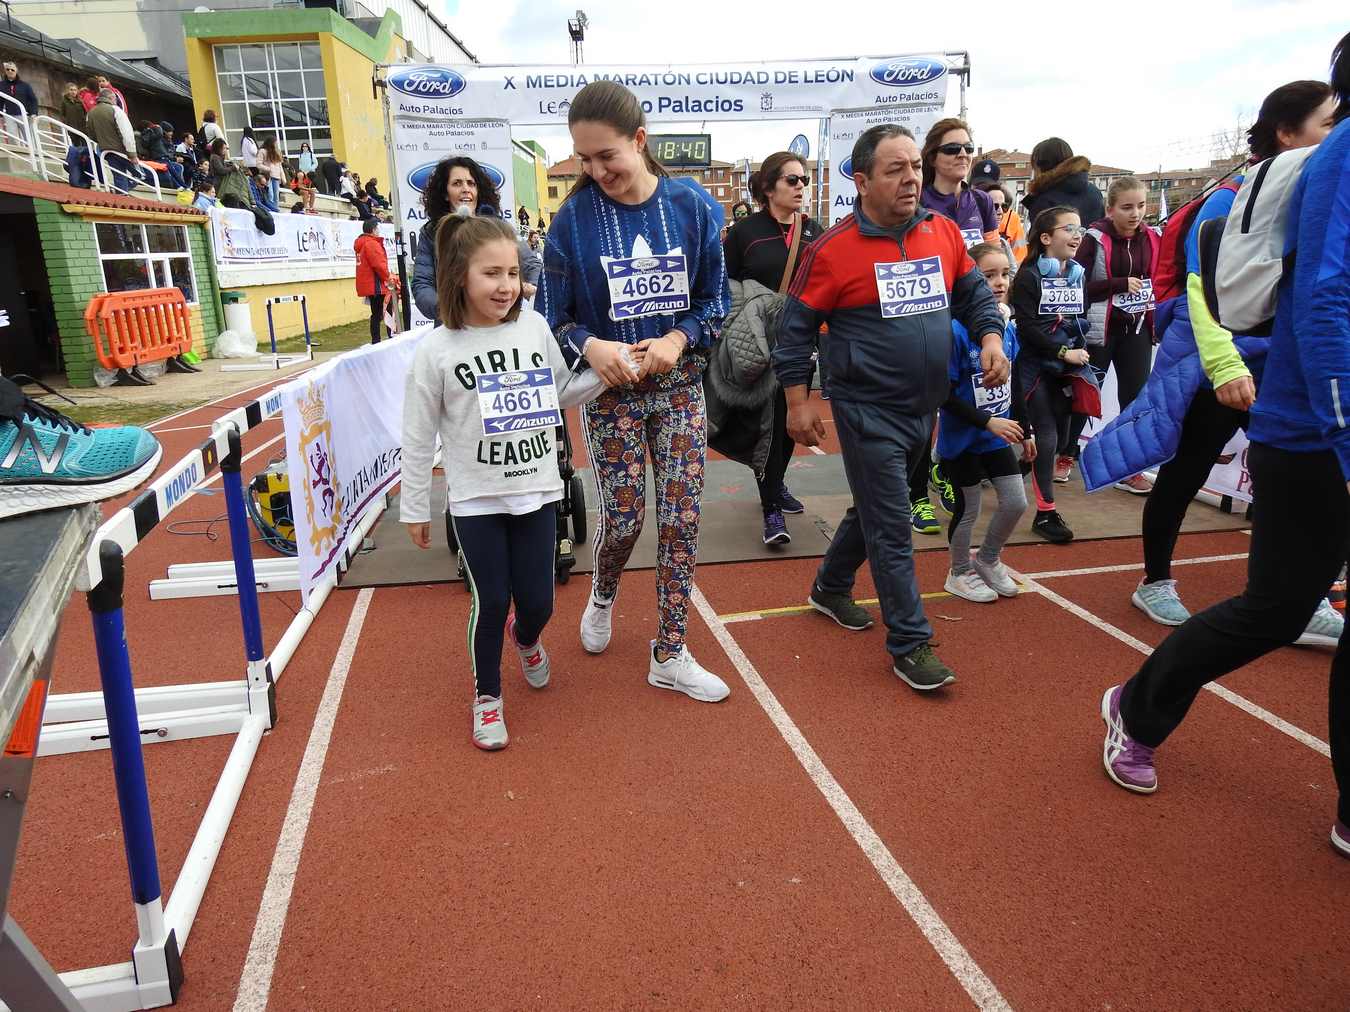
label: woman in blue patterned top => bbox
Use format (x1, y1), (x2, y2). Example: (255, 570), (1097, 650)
(539, 80), (732, 703)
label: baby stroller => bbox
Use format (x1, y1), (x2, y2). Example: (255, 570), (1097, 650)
(444, 416), (588, 585)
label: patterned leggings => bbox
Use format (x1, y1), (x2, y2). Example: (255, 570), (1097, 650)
(582, 377), (706, 657)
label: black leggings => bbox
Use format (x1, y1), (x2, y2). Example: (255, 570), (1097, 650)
(368, 295), (387, 344)
(452, 506), (556, 699)
(1026, 377), (1071, 508)
(756, 388), (795, 510)
(1069, 330), (1154, 457)
(1142, 388), (1247, 582)
(908, 415), (936, 501)
(1120, 441), (1350, 825)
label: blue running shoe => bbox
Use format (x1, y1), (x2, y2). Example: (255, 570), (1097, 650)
(0, 379), (162, 519)
(1131, 579), (1190, 627)
(1296, 598), (1343, 649)
(776, 484), (805, 514)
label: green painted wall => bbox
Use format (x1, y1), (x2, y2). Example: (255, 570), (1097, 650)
(35, 200), (222, 388)
(182, 7), (402, 64)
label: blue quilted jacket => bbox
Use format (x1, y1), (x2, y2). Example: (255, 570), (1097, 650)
(1080, 297), (1267, 491)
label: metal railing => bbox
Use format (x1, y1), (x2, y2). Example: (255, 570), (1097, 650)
(0, 90), (37, 174)
(30, 114), (96, 185)
(97, 146), (164, 201)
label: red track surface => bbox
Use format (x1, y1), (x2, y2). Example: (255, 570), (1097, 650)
(9, 375), (1348, 1010)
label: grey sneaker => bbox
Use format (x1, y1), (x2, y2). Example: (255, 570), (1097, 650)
(1132, 579), (1190, 627)
(1296, 598), (1344, 649)
(892, 643), (957, 691)
(808, 585), (874, 630)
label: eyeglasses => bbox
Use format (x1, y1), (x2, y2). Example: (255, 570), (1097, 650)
(937, 143), (976, 156)
(1056, 224), (1087, 237)
(781, 173), (810, 187)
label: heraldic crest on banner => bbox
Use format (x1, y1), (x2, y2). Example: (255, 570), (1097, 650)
(299, 383), (343, 553)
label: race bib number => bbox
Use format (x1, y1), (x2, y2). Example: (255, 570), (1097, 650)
(478, 368), (562, 437)
(1111, 279), (1155, 314)
(960, 227), (984, 248)
(972, 373), (1011, 415)
(605, 254), (690, 321)
(1039, 278), (1084, 315)
(875, 256), (949, 318)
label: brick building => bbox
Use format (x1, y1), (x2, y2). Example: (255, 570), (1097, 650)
(542, 156), (834, 226)
(1135, 157), (1246, 216)
(978, 149), (1134, 213)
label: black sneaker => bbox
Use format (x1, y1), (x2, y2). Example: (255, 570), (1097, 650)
(929, 463), (957, 515)
(807, 585), (874, 630)
(1032, 509), (1074, 544)
(777, 484), (806, 514)
(893, 643), (957, 691)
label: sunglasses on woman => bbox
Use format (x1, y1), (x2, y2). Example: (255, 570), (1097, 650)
(937, 143), (976, 156)
(780, 173), (810, 187)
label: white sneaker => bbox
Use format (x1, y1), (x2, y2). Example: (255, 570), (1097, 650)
(1296, 598), (1344, 649)
(471, 695), (508, 750)
(580, 591), (614, 654)
(507, 614), (549, 688)
(971, 556), (1021, 597)
(647, 642), (730, 702)
(945, 569), (997, 603)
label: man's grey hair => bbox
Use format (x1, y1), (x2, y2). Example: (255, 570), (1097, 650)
(850, 124), (916, 178)
(96, 88), (116, 104)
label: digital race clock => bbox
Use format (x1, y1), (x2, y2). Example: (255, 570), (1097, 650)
(648, 133), (712, 169)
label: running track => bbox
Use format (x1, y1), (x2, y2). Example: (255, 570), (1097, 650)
(8, 371), (1347, 1010)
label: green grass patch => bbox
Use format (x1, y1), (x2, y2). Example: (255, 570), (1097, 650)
(58, 401), (202, 427)
(274, 318), (370, 354)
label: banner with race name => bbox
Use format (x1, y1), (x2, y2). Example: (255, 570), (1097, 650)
(384, 55), (952, 126)
(210, 207), (395, 266)
(1078, 352), (1253, 504)
(389, 117), (516, 326)
(278, 325), (433, 603)
(826, 104), (947, 225)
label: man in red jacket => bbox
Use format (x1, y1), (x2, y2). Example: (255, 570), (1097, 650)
(355, 218), (399, 343)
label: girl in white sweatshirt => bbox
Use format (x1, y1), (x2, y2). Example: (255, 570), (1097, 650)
(401, 212), (606, 750)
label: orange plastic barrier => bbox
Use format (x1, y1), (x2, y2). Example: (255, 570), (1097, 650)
(85, 287), (194, 373)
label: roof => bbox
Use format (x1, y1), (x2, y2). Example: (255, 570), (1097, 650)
(0, 14), (192, 105)
(548, 157), (581, 177)
(0, 174), (207, 219)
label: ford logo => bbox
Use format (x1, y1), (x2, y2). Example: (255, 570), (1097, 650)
(407, 159), (505, 194)
(898, 263), (917, 274)
(480, 162), (505, 189)
(631, 257), (659, 271)
(498, 372), (527, 387)
(407, 161), (439, 192)
(388, 65), (466, 98)
(869, 57), (947, 88)
(840, 156), (854, 177)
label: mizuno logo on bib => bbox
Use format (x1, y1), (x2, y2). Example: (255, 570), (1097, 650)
(604, 254), (691, 321)
(1039, 277), (1084, 315)
(875, 256), (949, 318)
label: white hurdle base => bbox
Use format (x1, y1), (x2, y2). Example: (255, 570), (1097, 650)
(40, 680), (253, 757)
(0, 960), (173, 1012)
(219, 351), (311, 372)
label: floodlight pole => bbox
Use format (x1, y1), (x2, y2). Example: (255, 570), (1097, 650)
(568, 10), (588, 65)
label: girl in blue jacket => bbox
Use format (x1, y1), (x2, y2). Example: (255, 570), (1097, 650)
(940, 243), (1034, 602)
(1100, 30), (1350, 859)
(538, 80), (732, 704)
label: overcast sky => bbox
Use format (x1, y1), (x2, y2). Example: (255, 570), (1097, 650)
(444, 0), (1345, 174)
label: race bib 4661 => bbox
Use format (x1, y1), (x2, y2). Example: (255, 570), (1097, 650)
(478, 368), (562, 436)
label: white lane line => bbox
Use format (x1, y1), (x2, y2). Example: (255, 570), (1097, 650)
(232, 587), (375, 1012)
(808, 445), (827, 455)
(1023, 577), (1330, 758)
(1021, 552), (1249, 581)
(690, 586), (1011, 1011)
(150, 423), (212, 434)
(150, 371), (308, 430)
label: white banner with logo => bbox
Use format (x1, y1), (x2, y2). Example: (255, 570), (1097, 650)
(389, 117), (516, 326)
(278, 326), (433, 603)
(826, 104), (947, 225)
(210, 207), (395, 266)
(1078, 352), (1253, 504)
(385, 56), (952, 125)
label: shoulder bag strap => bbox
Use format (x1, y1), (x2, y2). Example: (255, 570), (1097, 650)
(778, 213), (805, 294)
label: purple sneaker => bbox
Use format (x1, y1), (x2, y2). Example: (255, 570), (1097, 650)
(762, 508), (791, 546)
(1333, 821), (1350, 859)
(1100, 685), (1158, 794)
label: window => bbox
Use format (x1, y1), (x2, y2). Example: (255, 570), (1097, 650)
(213, 42), (330, 160)
(548, 184), (558, 198)
(95, 222), (198, 304)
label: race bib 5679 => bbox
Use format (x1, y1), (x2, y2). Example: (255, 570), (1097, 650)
(875, 256), (950, 318)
